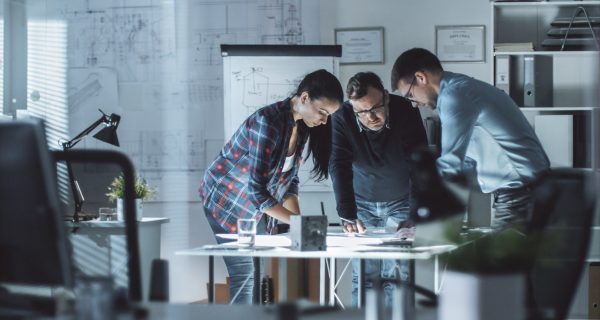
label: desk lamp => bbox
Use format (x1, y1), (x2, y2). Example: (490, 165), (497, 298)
(62, 109), (121, 222)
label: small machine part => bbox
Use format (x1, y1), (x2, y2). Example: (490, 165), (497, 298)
(290, 216), (327, 251)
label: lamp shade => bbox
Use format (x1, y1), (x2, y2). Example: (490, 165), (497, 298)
(93, 113), (120, 147)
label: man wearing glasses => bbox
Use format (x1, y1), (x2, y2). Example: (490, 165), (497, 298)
(391, 48), (549, 229)
(329, 72), (427, 306)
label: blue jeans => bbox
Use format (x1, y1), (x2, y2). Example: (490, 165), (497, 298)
(492, 186), (533, 229)
(351, 198), (410, 307)
(204, 210), (266, 304)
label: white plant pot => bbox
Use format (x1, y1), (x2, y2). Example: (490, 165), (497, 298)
(116, 198), (143, 221)
(438, 271), (525, 320)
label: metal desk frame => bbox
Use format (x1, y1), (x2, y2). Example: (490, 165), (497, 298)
(177, 239), (455, 307)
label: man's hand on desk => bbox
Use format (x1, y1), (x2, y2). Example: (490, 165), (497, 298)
(396, 219), (416, 240)
(341, 218), (366, 234)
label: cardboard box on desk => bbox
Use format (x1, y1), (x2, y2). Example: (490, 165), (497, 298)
(290, 216), (327, 251)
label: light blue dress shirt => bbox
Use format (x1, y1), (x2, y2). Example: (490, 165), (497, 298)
(436, 71), (550, 193)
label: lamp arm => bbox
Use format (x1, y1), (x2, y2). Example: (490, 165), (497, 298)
(61, 115), (107, 222)
(62, 116), (107, 150)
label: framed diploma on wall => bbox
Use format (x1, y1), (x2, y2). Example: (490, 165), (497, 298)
(335, 27), (384, 64)
(435, 25), (485, 62)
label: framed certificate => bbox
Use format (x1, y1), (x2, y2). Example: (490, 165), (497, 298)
(435, 25), (485, 62)
(335, 27), (384, 64)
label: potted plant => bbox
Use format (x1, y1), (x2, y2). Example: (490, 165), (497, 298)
(106, 174), (156, 221)
(438, 227), (540, 320)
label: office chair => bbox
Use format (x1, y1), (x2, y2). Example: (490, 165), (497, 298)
(526, 169), (596, 320)
(0, 120), (73, 316)
(0, 120), (168, 315)
(53, 135), (170, 303)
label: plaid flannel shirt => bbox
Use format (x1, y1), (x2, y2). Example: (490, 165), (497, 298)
(200, 98), (307, 233)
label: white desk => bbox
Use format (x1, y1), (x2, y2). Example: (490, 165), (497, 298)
(177, 233), (456, 307)
(68, 217), (170, 301)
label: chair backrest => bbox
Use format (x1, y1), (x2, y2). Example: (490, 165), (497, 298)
(527, 169), (596, 319)
(0, 120), (73, 288)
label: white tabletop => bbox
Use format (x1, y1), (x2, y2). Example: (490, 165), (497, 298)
(176, 233), (456, 260)
(67, 217), (170, 228)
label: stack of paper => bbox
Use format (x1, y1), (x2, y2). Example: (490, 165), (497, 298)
(494, 42), (534, 52)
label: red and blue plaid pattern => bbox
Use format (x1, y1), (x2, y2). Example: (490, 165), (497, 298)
(200, 98), (307, 233)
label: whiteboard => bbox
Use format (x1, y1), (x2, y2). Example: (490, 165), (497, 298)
(222, 45), (340, 192)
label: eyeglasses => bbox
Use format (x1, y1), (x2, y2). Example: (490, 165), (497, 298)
(403, 76), (418, 108)
(354, 92), (387, 119)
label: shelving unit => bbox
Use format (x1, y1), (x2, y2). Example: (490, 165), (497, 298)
(492, 0), (600, 171)
(492, 2), (600, 319)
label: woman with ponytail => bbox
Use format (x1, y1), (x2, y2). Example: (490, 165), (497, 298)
(200, 69), (343, 304)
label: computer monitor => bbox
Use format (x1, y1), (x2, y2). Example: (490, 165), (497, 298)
(0, 119), (73, 288)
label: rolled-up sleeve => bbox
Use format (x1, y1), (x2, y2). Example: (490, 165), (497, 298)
(437, 89), (478, 179)
(247, 115), (279, 212)
(284, 174), (299, 199)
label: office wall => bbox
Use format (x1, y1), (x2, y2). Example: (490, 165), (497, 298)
(320, 0), (492, 92)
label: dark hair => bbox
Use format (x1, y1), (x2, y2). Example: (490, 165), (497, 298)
(293, 69), (343, 182)
(391, 48), (443, 89)
(346, 72), (384, 100)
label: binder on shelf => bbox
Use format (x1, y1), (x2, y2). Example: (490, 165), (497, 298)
(523, 55), (553, 107)
(495, 55), (511, 95)
(534, 114), (573, 167)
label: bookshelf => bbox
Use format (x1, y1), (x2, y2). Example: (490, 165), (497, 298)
(492, 0), (600, 171)
(492, 2), (600, 319)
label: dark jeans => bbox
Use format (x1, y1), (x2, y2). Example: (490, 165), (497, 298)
(204, 209), (266, 304)
(351, 197), (410, 307)
(491, 185), (533, 229)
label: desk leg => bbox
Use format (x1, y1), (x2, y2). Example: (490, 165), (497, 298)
(434, 255), (440, 294)
(319, 258), (326, 305)
(208, 255), (214, 304)
(358, 259), (365, 308)
(278, 258), (288, 302)
(409, 259), (415, 307)
(253, 257), (260, 305)
(329, 257), (336, 306)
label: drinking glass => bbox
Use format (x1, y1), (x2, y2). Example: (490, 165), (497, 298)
(98, 207), (117, 221)
(237, 218), (257, 247)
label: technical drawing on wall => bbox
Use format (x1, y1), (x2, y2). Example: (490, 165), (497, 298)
(33, 0), (319, 201)
(258, 1), (306, 44)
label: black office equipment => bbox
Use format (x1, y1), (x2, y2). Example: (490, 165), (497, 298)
(62, 109), (121, 222)
(0, 120), (74, 315)
(0, 120), (74, 287)
(526, 169), (596, 320)
(290, 216), (327, 251)
(0, 120), (162, 318)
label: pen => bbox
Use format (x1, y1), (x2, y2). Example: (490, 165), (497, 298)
(340, 217), (356, 225)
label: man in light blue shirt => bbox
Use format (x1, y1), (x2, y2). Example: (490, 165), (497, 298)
(391, 48), (549, 228)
